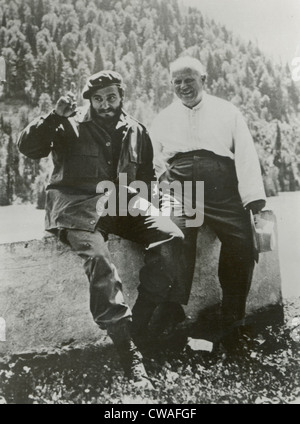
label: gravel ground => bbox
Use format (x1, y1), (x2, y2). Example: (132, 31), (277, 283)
(0, 298), (299, 405)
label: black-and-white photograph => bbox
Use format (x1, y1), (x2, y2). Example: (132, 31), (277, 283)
(0, 0), (299, 407)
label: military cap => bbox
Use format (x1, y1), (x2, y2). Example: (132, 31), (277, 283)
(82, 70), (123, 99)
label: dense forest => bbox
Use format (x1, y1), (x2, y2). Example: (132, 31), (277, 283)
(0, 0), (299, 206)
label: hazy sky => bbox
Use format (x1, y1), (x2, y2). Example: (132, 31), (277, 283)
(183, 0), (300, 65)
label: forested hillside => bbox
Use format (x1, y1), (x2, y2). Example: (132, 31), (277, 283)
(0, 0), (299, 206)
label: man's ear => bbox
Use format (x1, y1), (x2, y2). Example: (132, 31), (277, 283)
(119, 87), (125, 99)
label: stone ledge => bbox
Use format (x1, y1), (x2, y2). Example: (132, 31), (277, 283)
(0, 224), (283, 355)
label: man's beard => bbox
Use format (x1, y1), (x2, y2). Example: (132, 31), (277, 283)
(91, 103), (122, 123)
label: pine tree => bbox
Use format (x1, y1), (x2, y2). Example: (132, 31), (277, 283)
(93, 45), (104, 73)
(174, 34), (182, 57)
(123, 15), (132, 37)
(36, 0), (45, 28)
(26, 23), (37, 55)
(206, 52), (215, 88)
(1, 12), (7, 27)
(86, 25), (94, 51)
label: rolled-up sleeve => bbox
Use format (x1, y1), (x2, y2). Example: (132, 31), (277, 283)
(233, 110), (266, 206)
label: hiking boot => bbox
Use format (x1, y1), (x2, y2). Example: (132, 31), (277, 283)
(220, 325), (254, 354)
(116, 340), (154, 389)
(107, 319), (154, 389)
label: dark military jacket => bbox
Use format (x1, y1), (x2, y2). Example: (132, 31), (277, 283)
(18, 106), (155, 232)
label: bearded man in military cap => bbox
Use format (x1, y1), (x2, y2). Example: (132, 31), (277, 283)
(18, 71), (185, 388)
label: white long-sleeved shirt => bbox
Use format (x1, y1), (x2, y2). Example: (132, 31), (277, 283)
(150, 92), (266, 207)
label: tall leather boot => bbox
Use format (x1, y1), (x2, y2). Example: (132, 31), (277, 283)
(131, 298), (158, 347)
(107, 319), (154, 389)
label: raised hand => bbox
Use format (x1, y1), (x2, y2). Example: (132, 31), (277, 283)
(55, 84), (77, 117)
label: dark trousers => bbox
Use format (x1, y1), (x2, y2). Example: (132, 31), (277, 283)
(63, 192), (184, 332)
(162, 150), (255, 333)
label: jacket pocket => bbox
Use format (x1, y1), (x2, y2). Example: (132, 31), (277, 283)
(65, 152), (99, 180)
(64, 140), (99, 180)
